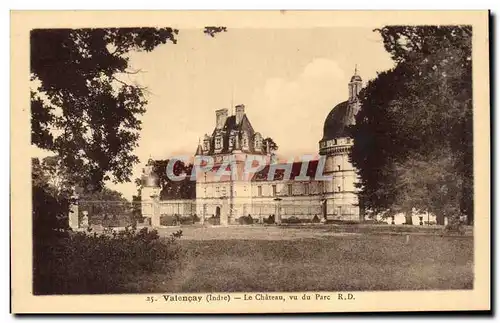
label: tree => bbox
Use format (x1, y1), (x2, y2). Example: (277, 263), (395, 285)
(78, 187), (133, 226)
(147, 159), (196, 200)
(31, 27), (226, 191)
(263, 137), (279, 153)
(350, 26), (473, 225)
(32, 158), (71, 241)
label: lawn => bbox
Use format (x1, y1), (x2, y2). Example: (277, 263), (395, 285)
(123, 225), (473, 292)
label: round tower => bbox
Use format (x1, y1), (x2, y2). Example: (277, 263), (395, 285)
(319, 67), (363, 222)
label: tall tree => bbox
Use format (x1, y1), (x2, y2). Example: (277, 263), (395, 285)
(31, 27), (226, 191)
(350, 25), (473, 225)
(147, 159), (196, 200)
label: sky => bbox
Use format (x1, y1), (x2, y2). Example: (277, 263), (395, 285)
(34, 27), (395, 200)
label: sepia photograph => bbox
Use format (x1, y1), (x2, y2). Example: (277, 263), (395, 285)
(11, 10), (490, 313)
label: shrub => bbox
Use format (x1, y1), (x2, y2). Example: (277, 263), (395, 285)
(282, 216), (301, 224)
(325, 220), (360, 225)
(180, 214), (200, 225)
(264, 215), (275, 224)
(207, 216), (220, 225)
(160, 214), (200, 226)
(33, 227), (182, 294)
(444, 215), (466, 235)
(160, 215), (179, 226)
(362, 219), (386, 225)
(237, 215), (254, 225)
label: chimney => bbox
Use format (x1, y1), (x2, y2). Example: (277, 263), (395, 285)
(235, 104), (245, 124)
(215, 109), (228, 129)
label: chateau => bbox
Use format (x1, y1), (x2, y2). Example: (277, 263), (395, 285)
(141, 70), (364, 226)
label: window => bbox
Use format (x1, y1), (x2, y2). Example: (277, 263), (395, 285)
(255, 136), (262, 150)
(337, 185), (341, 192)
(272, 185), (277, 196)
(242, 133), (249, 149)
(203, 140), (210, 151)
(222, 186), (226, 196)
(304, 183), (309, 195)
(337, 165), (341, 171)
(216, 186), (220, 196)
(215, 136), (222, 149)
(203, 187), (207, 196)
(288, 184), (293, 196)
(258, 186), (262, 197)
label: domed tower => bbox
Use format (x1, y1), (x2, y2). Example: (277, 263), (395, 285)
(319, 67), (363, 222)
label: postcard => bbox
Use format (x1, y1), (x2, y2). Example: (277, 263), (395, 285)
(11, 10), (490, 313)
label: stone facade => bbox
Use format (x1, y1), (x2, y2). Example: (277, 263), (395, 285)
(141, 70), (365, 225)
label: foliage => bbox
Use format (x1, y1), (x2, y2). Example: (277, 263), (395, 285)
(32, 158), (72, 242)
(31, 28), (180, 190)
(263, 137), (279, 152)
(144, 159), (196, 200)
(160, 214), (199, 226)
(206, 215), (220, 226)
(131, 193), (143, 222)
(264, 214), (276, 224)
(237, 215), (254, 225)
(349, 26), (473, 225)
(33, 227), (183, 294)
(31, 27), (227, 191)
(78, 187), (134, 226)
(281, 216), (301, 224)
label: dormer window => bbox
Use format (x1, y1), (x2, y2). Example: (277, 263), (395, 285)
(242, 132), (249, 150)
(215, 136), (222, 150)
(229, 133), (236, 150)
(203, 134), (211, 151)
(254, 132), (263, 152)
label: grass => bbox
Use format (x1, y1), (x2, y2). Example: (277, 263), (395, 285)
(123, 226), (473, 293)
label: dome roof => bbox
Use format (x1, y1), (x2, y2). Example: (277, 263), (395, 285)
(350, 74), (362, 82)
(321, 100), (355, 141)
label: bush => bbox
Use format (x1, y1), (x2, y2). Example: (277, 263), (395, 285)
(444, 215), (466, 235)
(33, 227), (182, 294)
(180, 214), (199, 225)
(325, 220), (360, 225)
(362, 219), (386, 225)
(264, 215), (275, 224)
(207, 216), (220, 225)
(282, 216), (301, 224)
(160, 214), (200, 226)
(237, 215), (254, 225)
(160, 215), (179, 226)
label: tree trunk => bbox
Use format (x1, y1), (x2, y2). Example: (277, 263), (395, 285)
(404, 212), (413, 225)
(436, 213), (445, 225)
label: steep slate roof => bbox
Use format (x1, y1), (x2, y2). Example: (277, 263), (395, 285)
(195, 143), (203, 155)
(252, 160), (322, 182)
(206, 114), (262, 155)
